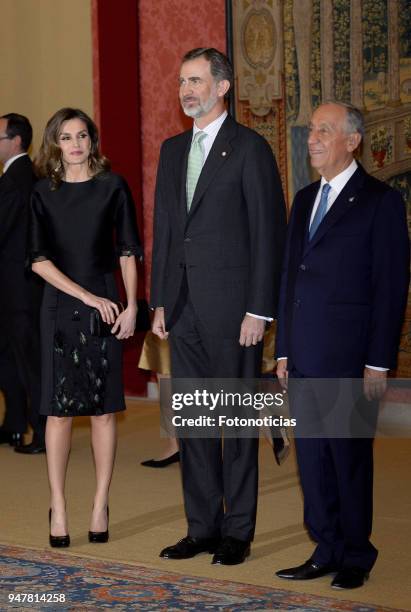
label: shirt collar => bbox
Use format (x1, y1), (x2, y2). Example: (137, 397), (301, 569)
(3, 152), (28, 173)
(320, 159), (358, 195)
(193, 110), (228, 138)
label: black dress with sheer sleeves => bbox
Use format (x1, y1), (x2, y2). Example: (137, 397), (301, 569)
(29, 172), (142, 417)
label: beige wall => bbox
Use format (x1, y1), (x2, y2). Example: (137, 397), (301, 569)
(0, 0), (93, 159)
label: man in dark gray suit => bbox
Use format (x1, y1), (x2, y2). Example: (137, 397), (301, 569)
(0, 113), (45, 453)
(151, 48), (286, 565)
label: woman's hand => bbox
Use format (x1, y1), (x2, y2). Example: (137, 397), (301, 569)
(111, 304), (137, 339)
(81, 292), (120, 324)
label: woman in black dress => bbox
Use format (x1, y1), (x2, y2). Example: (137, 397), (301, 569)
(30, 108), (141, 547)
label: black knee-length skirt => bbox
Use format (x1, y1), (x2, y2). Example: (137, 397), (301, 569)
(39, 273), (125, 417)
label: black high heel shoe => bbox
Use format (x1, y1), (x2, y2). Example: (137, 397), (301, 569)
(49, 509), (70, 548)
(88, 506), (109, 543)
(141, 451), (180, 468)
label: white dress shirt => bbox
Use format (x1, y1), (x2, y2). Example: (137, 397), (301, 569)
(278, 159), (387, 371)
(193, 110), (227, 162)
(309, 159), (358, 226)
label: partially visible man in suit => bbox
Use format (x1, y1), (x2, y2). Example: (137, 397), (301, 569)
(151, 48), (286, 565)
(0, 113), (45, 453)
(275, 102), (409, 589)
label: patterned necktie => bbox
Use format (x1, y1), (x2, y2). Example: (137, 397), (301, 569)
(309, 182), (332, 240)
(186, 131), (207, 211)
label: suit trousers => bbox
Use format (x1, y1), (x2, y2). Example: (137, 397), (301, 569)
(2, 309), (45, 440)
(0, 339), (27, 433)
(289, 369), (378, 571)
(169, 289), (263, 542)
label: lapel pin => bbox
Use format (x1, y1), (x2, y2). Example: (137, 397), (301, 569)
(349, 196), (355, 202)
(221, 151), (227, 157)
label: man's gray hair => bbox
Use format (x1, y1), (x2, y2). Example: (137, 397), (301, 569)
(323, 100), (364, 139)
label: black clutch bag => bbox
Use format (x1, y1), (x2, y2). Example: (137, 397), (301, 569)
(135, 298), (151, 332)
(90, 302), (124, 337)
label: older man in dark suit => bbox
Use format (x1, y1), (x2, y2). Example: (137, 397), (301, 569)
(0, 113), (44, 453)
(275, 102), (409, 589)
(151, 48), (286, 565)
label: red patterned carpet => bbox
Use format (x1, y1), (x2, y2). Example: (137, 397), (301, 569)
(0, 544), (408, 611)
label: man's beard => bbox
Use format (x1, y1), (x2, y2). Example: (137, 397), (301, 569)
(181, 90), (218, 119)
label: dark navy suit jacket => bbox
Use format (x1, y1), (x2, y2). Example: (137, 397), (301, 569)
(276, 164), (410, 377)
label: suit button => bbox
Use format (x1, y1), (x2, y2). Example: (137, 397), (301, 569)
(299, 264), (307, 271)
(294, 299), (301, 307)
(184, 237), (191, 243)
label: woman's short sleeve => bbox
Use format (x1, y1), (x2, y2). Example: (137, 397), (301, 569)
(115, 178), (143, 260)
(29, 190), (52, 263)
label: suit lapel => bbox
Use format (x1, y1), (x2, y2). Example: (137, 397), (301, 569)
(292, 182), (319, 256)
(171, 131), (191, 229)
(187, 116), (236, 220)
(302, 182), (319, 234)
(303, 166), (366, 256)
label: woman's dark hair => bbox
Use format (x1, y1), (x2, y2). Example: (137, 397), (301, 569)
(35, 107), (110, 189)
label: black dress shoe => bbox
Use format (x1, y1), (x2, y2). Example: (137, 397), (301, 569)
(212, 536), (250, 565)
(0, 430), (23, 447)
(141, 452), (180, 468)
(160, 536), (220, 559)
(276, 559), (338, 580)
(49, 509), (70, 548)
(331, 567), (369, 589)
(14, 439), (46, 454)
(89, 507), (109, 543)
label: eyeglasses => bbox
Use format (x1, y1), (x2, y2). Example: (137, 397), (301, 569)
(0, 136), (11, 141)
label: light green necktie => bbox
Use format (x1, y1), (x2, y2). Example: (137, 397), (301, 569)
(186, 131), (207, 211)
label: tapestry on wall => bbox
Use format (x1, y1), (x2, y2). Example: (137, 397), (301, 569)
(228, 0), (411, 376)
